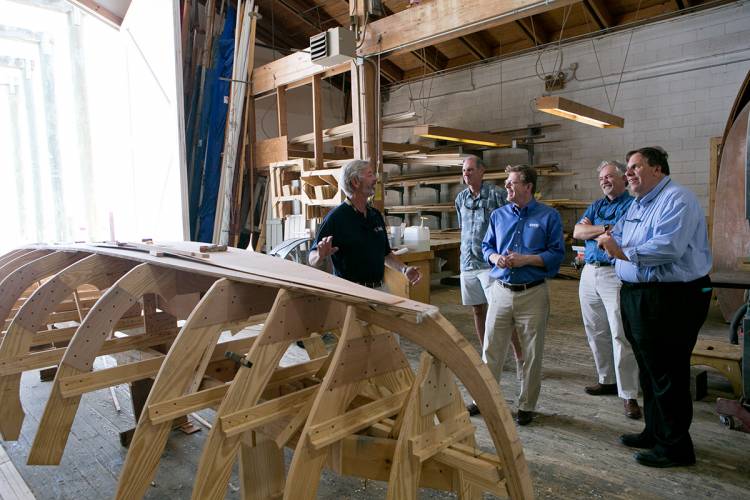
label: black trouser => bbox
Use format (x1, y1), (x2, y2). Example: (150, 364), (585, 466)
(620, 276), (711, 459)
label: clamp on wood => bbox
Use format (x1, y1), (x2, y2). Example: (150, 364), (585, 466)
(225, 351), (253, 368)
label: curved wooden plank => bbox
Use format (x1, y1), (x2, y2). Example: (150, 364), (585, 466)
(0, 250), (54, 323)
(191, 290), (346, 500)
(27, 263), (215, 465)
(713, 102), (750, 319)
(115, 278), (277, 500)
(0, 252), (88, 339)
(0, 251), (92, 440)
(355, 308), (533, 500)
(0, 249), (28, 268)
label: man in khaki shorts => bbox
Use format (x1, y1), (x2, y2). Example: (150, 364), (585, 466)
(455, 155), (521, 416)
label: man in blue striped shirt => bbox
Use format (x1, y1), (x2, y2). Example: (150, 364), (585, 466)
(482, 165), (565, 425)
(597, 147), (712, 468)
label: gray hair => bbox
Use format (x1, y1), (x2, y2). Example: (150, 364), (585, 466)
(341, 160), (371, 197)
(462, 155), (486, 169)
(596, 160), (625, 176)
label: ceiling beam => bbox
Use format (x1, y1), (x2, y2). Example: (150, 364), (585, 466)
(582, 0), (613, 29)
(254, 21), (300, 52)
(357, 0), (580, 56)
(458, 32), (492, 60)
(411, 45), (448, 72)
(515, 17), (545, 45)
(378, 59), (405, 83)
(274, 0), (327, 33)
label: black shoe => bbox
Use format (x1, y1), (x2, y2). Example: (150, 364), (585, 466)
(634, 450), (695, 468)
(619, 432), (656, 449)
(584, 383), (618, 396)
(466, 403), (480, 416)
(516, 410), (533, 426)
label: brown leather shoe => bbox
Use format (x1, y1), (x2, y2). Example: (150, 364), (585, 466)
(584, 383), (618, 396)
(624, 399), (642, 419)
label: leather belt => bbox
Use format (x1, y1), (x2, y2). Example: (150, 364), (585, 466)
(498, 279), (545, 292)
(588, 261), (612, 267)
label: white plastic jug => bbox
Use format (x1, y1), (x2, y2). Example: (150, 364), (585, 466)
(403, 218), (430, 252)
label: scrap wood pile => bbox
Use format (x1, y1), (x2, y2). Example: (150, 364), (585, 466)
(0, 244), (533, 499)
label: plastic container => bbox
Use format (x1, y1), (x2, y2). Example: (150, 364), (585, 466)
(403, 218), (430, 252)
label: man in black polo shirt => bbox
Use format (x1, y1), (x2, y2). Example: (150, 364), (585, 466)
(309, 160), (421, 289)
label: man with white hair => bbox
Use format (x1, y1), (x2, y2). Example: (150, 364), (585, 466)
(309, 160), (421, 289)
(574, 160), (640, 420)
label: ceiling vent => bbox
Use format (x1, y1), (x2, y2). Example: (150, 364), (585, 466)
(310, 27), (356, 66)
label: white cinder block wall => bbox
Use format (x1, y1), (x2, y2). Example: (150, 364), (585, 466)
(382, 1), (750, 228)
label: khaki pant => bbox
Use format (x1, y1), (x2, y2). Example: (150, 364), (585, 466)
(579, 264), (639, 399)
(483, 281), (549, 412)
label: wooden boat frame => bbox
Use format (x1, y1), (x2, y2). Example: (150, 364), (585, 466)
(0, 242), (532, 499)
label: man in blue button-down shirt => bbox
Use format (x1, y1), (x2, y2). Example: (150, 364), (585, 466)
(573, 161), (640, 421)
(481, 165), (565, 425)
(597, 147), (712, 468)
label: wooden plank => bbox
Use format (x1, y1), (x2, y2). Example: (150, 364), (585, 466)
(355, 308), (533, 500)
(115, 279), (277, 499)
(409, 412), (475, 462)
(0, 443), (34, 500)
(327, 333), (409, 388)
(255, 136), (289, 168)
(58, 335), (258, 398)
(283, 306), (366, 499)
(0, 254), (137, 441)
(191, 291), (346, 499)
(414, 125), (513, 147)
(307, 389), (409, 450)
(434, 446), (507, 496)
(386, 352), (438, 499)
(276, 84), (288, 136)
(358, 0), (579, 57)
(220, 384), (318, 437)
(290, 123), (354, 146)
(312, 74), (324, 171)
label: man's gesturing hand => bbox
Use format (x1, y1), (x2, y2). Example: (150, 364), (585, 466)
(317, 236), (339, 259)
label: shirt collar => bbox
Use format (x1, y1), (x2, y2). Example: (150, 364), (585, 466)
(636, 176), (671, 205)
(511, 198), (537, 215)
(603, 190), (631, 205)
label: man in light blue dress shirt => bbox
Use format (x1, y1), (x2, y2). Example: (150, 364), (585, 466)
(481, 165), (565, 426)
(597, 147), (712, 468)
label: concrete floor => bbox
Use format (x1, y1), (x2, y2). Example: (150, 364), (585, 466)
(3, 278), (750, 499)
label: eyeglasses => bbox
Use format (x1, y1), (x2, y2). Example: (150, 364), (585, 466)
(504, 180), (528, 188)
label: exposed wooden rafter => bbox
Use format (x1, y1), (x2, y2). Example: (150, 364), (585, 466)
(412, 45), (449, 72)
(458, 32), (492, 61)
(515, 17), (546, 45)
(582, 0), (613, 29)
(357, 0), (580, 56)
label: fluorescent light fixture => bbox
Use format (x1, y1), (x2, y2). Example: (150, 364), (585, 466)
(535, 96), (624, 128)
(414, 125), (512, 147)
